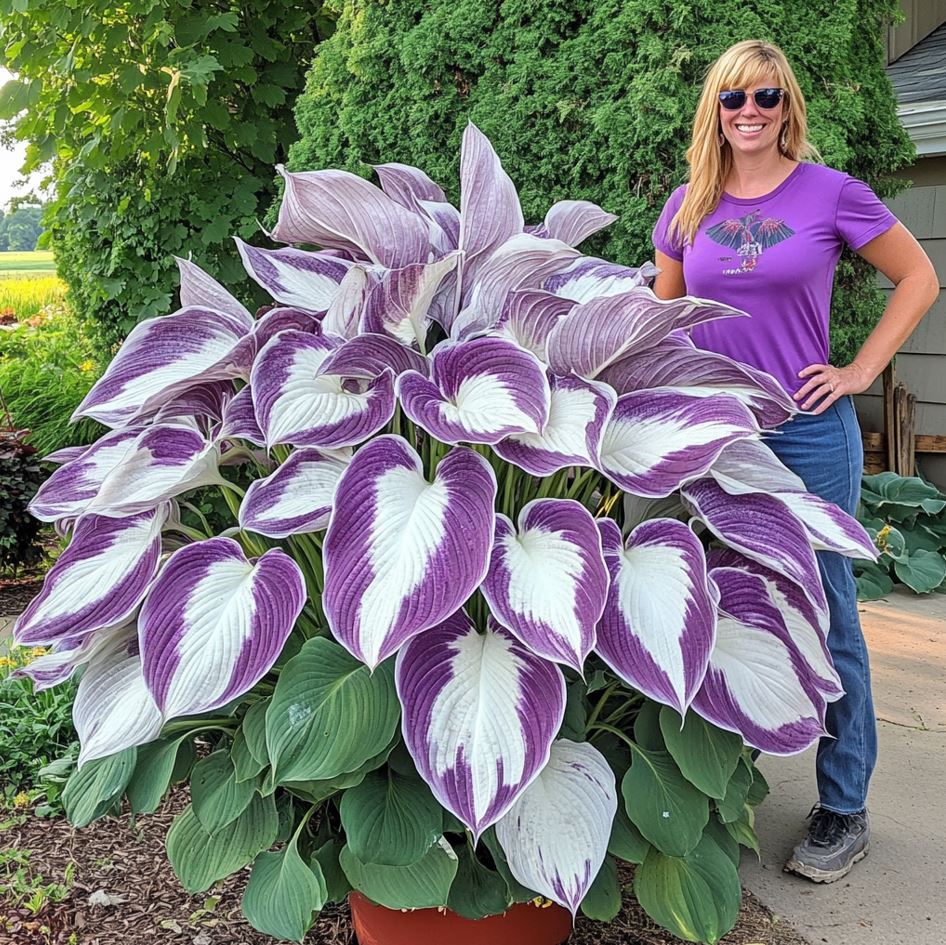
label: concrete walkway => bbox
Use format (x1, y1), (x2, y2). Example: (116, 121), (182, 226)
(741, 588), (946, 945)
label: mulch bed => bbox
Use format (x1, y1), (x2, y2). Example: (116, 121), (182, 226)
(0, 578), (42, 619)
(1, 789), (809, 945)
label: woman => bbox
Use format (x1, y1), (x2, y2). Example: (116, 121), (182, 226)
(652, 39), (938, 883)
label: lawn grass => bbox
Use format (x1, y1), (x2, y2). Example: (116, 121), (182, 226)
(0, 251), (56, 273)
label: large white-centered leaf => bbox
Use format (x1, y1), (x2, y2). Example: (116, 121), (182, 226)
(239, 447), (349, 538)
(175, 256), (253, 331)
(494, 374), (616, 475)
(536, 199), (617, 246)
(73, 625), (164, 766)
(542, 256), (657, 303)
(707, 437), (806, 495)
(397, 336), (551, 445)
(72, 307), (250, 428)
(322, 436), (496, 669)
(692, 568), (829, 756)
(252, 330), (395, 448)
(140, 538), (305, 719)
(599, 391), (759, 498)
(395, 612), (566, 841)
(481, 499), (608, 672)
(14, 508), (168, 646)
(595, 517), (716, 716)
(495, 739), (617, 916)
(774, 491), (878, 559)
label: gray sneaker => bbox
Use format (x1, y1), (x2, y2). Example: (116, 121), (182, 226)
(783, 806), (870, 883)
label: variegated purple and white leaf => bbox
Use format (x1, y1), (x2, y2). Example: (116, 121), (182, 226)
(150, 380), (235, 427)
(361, 254), (459, 348)
(42, 445), (87, 466)
(87, 423), (224, 516)
(496, 289), (574, 361)
(598, 391), (759, 498)
(318, 333), (429, 380)
(397, 337), (550, 445)
(322, 436), (496, 669)
(71, 308), (250, 428)
(252, 330), (395, 448)
(708, 437), (806, 496)
(494, 375), (615, 476)
(481, 499), (607, 672)
(13, 508), (168, 646)
(140, 538), (305, 719)
(396, 612), (566, 841)
(29, 428), (141, 522)
(235, 239), (353, 311)
(542, 257), (659, 303)
(322, 266), (372, 339)
(595, 518), (716, 715)
(692, 568), (828, 755)
(709, 563), (840, 699)
(272, 165), (431, 268)
(225, 306), (325, 372)
(681, 478), (822, 600)
(12, 624), (125, 692)
(373, 162), (448, 208)
(458, 123), (524, 295)
(219, 385), (264, 445)
(417, 199), (461, 255)
(453, 234), (577, 340)
(775, 491), (879, 560)
(546, 290), (746, 379)
(239, 448), (349, 538)
(495, 739), (617, 917)
(599, 343), (795, 429)
(533, 200), (617, 246)
(74, 625), (164, 766)
(175, 256), (253, 332)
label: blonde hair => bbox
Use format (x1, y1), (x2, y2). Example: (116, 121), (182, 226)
(668, 40), (821, 248)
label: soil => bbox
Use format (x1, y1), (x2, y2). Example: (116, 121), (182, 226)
(0, 578), (42, 619)
(0, 790), (810, 945)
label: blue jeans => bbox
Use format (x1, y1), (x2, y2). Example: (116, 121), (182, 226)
(763, 396), (877, 814)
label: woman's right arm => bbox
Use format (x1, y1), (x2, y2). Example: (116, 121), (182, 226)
(652, 250), (686, 300)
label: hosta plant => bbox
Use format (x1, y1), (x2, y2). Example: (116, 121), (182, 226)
(13, 125), (878, 945)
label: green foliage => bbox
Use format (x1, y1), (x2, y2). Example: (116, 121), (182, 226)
(0, 426), (43, 571)
(856, 471), (946, 598)
(0, 0), (335, 349)
(0, 204), (44, 252)
(285, 0), (912, 367)
(0, 646), (78, 797)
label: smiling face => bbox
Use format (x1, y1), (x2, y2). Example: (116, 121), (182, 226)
(718, 74), (787, 158)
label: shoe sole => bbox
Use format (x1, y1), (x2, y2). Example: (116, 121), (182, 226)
(783, 842), (870, 883)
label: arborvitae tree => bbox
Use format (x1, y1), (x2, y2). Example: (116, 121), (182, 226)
(285, 0), (913, 365)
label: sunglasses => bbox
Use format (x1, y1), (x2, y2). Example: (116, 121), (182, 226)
(718, 88), (785, 110)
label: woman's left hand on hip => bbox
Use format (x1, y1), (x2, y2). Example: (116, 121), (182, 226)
(794, 362), (872, 414)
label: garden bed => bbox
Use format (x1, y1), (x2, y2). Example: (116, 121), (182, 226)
(1, 789), (809, 945)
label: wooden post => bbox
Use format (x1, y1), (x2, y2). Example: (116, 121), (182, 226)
(883, 362), (897, 472)
(896, 384), (916, 477)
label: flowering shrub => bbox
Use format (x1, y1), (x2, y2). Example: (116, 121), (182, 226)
(13, 125), (877, 944)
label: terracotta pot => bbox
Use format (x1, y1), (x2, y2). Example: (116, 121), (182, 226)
(348, 890), (573, 945)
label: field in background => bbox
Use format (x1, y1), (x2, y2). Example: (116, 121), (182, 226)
(0, 252), (65, 322)
(0, 250), (56, 273)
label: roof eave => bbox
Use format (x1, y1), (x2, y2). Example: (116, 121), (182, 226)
(897, 99), (946, 157)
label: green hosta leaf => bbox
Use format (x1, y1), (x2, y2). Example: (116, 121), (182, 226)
(191, 751), (256, 833)
(266, 638), (400, 784)
(745, 760), (769, 807)
(339, 838), (459, 910)
(724, 804), (760, 857)
(702, 817), (740, 866)
(715, 759), (752, 823)
(894, 549), (946, 593)
(608, 801), (651, 864)
(560, 679), (588, 739)
(63, 747), (136, 828)
(634, 834), (741, 944)
(862, 473), (946, 513)
(579, 855), (622, 921)
(280, 737), (397, 804)
(659, 708), (742, 800)
(126, 736), (191, 815)
(633, 699), (664, 751)
(339, 767), (443, 866)
(855, 561), (894, 600)
(622, 747), (709, 857)
(876, 525), (906, 560)
(902, 525), (941, 555)
(232, 725), (266, 783)
(167, 793), (278, 893)
(313, 840), (352, 903)
(447, 842), (511, 919)
(242, 701), (269, 767)
(242, 835), (327, 942)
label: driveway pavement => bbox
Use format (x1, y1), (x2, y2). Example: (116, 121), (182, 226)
(741, 588), (946, 945)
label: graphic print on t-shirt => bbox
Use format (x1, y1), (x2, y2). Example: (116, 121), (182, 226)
(705, 209), (794, 275)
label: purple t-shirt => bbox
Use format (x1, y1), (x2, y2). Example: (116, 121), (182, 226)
(651, 162), (897, 395)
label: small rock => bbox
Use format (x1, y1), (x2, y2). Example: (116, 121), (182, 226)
(193, 933), (212, 945)
(88, 889), (125, 907)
